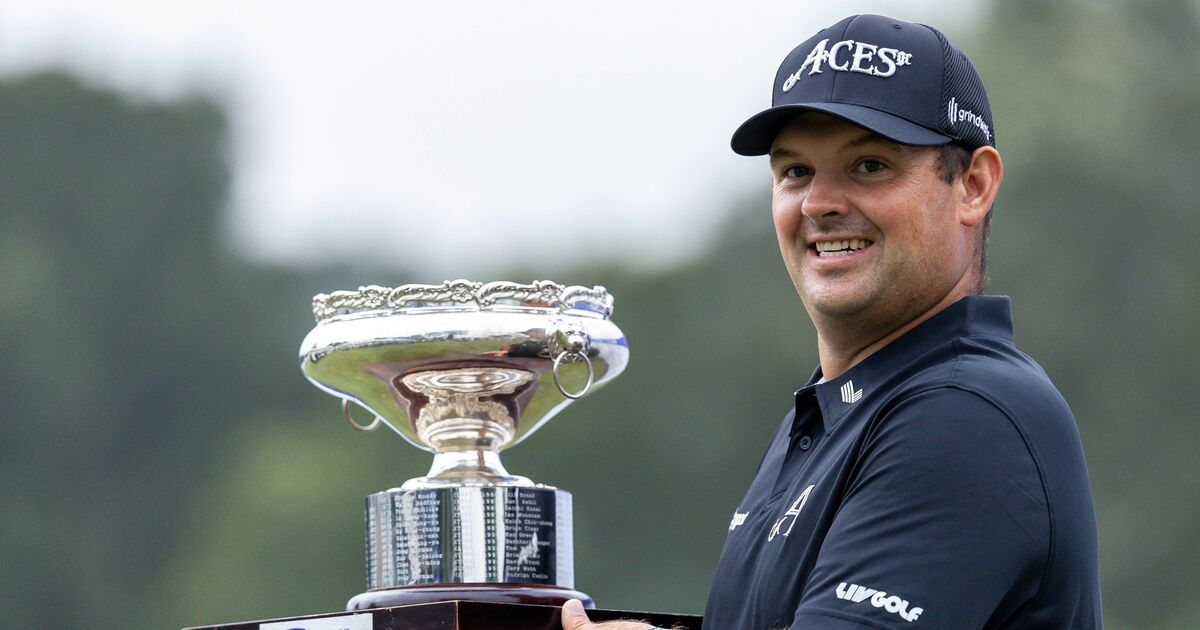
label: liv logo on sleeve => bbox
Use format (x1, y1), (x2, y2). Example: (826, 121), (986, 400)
(836, 582), (924, 623)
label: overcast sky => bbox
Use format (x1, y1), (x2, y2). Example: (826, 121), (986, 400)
(0, 1), (973, 276)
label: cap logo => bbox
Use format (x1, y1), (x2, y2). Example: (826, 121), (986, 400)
(782, 38), (913, 92)
(947, 96), (991, 142)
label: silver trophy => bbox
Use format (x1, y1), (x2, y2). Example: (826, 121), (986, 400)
(299, 280), (627, 610)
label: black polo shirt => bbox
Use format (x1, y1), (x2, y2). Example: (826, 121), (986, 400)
(703, 296), (1101, 629)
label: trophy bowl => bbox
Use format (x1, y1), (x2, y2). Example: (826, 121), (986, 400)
(299, 280), (627, 610)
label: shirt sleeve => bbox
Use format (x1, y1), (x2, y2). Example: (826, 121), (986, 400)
(790, 386), (1050, 629)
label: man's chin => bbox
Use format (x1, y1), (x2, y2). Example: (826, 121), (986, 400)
(802, 292), (876, 321)
(799, 276), (875, 312)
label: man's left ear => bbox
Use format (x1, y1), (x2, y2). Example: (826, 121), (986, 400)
(958, 146), (1003, 227)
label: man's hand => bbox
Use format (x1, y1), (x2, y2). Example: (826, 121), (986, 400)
(560, 599), (657, 630)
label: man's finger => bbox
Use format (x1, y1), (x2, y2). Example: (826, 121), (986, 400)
(561, 598), (591, 630)
(561, 600), (658, 630)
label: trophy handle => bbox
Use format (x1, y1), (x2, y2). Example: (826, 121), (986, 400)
(343, 399), (382, 432)
(549, 320), (595, 400)
(553, 350), (594, 400)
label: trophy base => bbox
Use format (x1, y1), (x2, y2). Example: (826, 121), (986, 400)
(365, 486), (576, 590)
(347, 583), (594, 610)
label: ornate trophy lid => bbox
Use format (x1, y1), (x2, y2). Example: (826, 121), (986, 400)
(312, 279), (613, 322)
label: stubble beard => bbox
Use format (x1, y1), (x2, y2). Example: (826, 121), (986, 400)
(798, 249), (943, 354)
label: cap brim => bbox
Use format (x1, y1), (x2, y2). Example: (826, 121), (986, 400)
(730, 103), (953, 156)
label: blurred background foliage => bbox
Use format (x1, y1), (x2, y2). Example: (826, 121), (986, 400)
(1, 1), (1197, 628)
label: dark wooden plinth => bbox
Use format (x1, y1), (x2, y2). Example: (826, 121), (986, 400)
(183, 600), (702, 630)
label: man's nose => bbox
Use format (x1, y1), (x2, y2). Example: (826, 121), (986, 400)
(800, 171), (849, 221)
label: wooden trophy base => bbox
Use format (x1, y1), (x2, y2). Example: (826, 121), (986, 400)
(346, 583), (594, 610)
(183, 599), (702, 630)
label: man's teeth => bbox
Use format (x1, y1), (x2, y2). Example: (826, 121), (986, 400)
(815, 239), (871, 257)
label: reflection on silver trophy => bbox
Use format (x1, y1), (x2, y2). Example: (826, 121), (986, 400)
(299, 280), (628, 610)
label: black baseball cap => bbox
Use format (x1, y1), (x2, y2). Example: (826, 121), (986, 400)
(731, 14), (995, 156)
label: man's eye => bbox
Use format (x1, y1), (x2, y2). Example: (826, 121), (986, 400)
(784, 165), (811, 178)
(857, 159), (886, 173)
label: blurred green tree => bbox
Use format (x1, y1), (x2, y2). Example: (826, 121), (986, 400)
(0, 72), (327, 628)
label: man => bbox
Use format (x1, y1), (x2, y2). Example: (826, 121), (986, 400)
(564, 14), (1101, 629)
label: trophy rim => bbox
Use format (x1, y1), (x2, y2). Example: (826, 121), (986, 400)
(311, 279), (613, 322)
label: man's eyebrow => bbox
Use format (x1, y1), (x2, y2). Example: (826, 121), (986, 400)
(769, 132), (902, 166)
(768, 148), (800, 167)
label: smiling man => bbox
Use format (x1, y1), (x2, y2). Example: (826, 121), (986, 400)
(563, 14), (1101, 630)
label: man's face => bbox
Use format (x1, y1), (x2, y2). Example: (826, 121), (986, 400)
(769, 115), (974, 333)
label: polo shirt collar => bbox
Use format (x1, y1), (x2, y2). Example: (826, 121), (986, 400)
(795, 296), (1014, 434)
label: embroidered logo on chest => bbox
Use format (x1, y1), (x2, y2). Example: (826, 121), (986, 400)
(728, 510), (749, 531)
(840, 380), (863, 404)
(767, 484), (816, 541)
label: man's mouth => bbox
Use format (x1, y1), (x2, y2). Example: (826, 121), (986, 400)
(813, 239), (873, 257)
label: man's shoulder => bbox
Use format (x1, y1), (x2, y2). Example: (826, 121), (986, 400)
(892, 331), (1074, 431)
(880, 330), (1100, 599)
(875, 332), (1088, 499)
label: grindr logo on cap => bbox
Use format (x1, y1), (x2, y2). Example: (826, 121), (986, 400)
(782, 38), (914, 92)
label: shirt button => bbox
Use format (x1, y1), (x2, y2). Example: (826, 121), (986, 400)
(798, 435), (813, 450)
